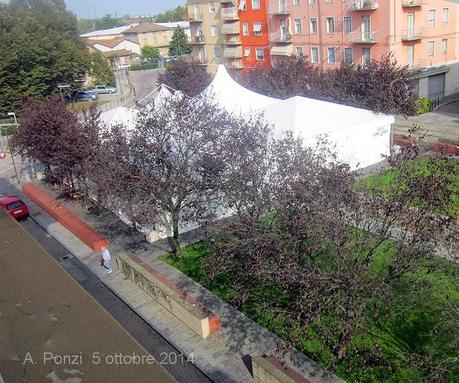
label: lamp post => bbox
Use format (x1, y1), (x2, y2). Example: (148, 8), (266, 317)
(6, 112), (20, 183)
(57, 84), (71, 102)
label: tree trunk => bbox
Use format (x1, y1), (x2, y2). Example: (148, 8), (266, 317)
(171, 212), (182, 258)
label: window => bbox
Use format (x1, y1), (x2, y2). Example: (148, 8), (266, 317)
(293, 0), (300, 4)
(428, 10), (435, 27)
(442, 8), (449, 23)
(214, 47), (221, 59)
(327, 47), (336, 64)
(326, 17), (335, 34)
(242, 23), (249, 36)
(294, 19), (302, 34)
(251, 0), (260, 10)
(210, 25), (219, 36)
(208, 2), (216, 13)
(311, 47), (319, 62)
(343, 16), (352, 33)
(325, 0), (333, 3)
(310, 18), (317, 34)
(441, 39), (448, 54)
(244, 48), (251, 57)
(309, 0), (316, 4)
(362, 47), (371, 65)
(344, 47), (353, 63)
(407, 45), (414, 67)
(296, 46), (304, 56)
(255, 48), (264, 61)
(239, 0), (246, 10)
(253, 22), (262, 36)
(428, 40), (435, 57)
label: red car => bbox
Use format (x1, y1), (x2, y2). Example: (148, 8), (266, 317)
(0, 195), (29, 220)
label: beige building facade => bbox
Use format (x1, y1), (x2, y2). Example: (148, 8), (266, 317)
(123, 23), (175, 56)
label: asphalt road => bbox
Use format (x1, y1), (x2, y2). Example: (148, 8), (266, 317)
(129, 69), (161, 103)
(19, 216), (212, 383)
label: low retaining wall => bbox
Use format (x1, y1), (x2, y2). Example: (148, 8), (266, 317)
(22, 183), (108, 251)
(253, 355), (311, 383)
(116, 253), (220, 339)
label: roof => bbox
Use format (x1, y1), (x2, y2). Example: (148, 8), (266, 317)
(80, 25), (132, 38)
(123, 22), (173, 34)
(102, 49), (133, 58)
(0, 209), (175, 383)
(0, 195), (20, 205)
(87, 37), (125, 48)
(155, 21), (190, 29)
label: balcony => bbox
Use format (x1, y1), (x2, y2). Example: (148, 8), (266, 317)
(224, 35), (241, 45)
(402, 0), (423, 8)
(268, 4), (290, 15)
(270, 31), (292, 43)
(221, 22), (240, 34)
(191, 34), (205, 44)
(221, 7), (239, 20)
(226, 60), (243, 69)
(224, 46), (242, 58)
(350, 0), (378, 11)
(188, 12), (203, 23)
(401, 28), (425, 41)
(352, 31), (377, 44)
(270, 44), (293, 56)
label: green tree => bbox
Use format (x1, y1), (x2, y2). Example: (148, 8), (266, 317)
(95, 14), (119, 30)
(141, 45), (160, 60)
(153, 6), (186, 23)
(168, 27), (192, 57)
(89, 51), (114, 85)
(0, 1), (89, 111)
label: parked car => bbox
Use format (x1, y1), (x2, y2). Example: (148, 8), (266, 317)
(73, 90), (99, 102)
(0, 195), (29, 220)
(90, 84), (117, 94)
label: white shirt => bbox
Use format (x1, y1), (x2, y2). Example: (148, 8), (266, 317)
(101, 248), (111, 262)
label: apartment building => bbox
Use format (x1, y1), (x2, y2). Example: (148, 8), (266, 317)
(267, 0), (459, 98)
(188, 0), (271, 72)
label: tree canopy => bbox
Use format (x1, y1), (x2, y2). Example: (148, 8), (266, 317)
(0, 0), (89, 112)
(158, 59), (211, 97)
(168, 27), (192, 57)
(153, 6), (186, 23)
(141, 45), (160, 60)
(240, 55), (417, 116)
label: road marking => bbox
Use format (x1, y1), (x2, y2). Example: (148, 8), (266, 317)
(0, 165), (14, 175)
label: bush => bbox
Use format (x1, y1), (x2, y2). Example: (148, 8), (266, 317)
(416, 97), (431, 115)
(129, 62), (158, 71)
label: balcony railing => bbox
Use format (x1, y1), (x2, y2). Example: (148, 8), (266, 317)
(351, 0), (378, 11)
(270, 31), (292, 43)
(223, 46), (242, 58)
(401, 28), (425, 41)
(191, 35), (205, 44)
(221, 22), (240, 34)
(225, 36), (241, 45)
(226, 60), (242, 69)
(268, 4), (290, 15)
(402, 0), (423, 8)
(221, 7), (239, 20)
(189, 13), (203, 22)
(351, 31), (377, 43)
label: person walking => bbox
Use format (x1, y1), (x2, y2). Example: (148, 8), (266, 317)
(100, 246), (112, 274)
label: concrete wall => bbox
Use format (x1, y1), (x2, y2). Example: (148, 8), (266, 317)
(116, 252), (220, 339)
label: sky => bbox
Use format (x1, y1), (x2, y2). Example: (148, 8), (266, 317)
(64, 0), (184, 19)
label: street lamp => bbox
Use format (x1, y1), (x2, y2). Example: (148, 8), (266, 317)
(6, 112), (20, 183)
(57, 84), (71, 102)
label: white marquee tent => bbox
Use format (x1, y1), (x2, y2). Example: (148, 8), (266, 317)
(202, 65), (394, 170)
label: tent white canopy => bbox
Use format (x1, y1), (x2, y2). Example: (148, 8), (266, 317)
(99, 106), (139, 132)
(201, 65), (394, 170)
(202, 65), (278, 114)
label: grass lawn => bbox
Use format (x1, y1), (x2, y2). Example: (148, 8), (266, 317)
(67, 100), (110, 113)
(162, 242), (459, 383)
(362, 156), (459, 218)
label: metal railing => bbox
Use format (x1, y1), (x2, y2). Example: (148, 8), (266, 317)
(351, 0), (378, 10)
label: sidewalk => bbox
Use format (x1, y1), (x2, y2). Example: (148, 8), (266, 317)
(11, 182), (341, 383)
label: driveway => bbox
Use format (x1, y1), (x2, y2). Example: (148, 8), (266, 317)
(395, 111), (459, 145)
(129, 69), (161, 104)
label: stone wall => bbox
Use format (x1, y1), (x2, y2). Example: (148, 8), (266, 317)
(116, 252), (220, 339)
